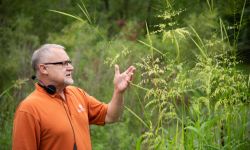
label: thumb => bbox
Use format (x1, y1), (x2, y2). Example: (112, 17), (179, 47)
(115, 64), (120, 75)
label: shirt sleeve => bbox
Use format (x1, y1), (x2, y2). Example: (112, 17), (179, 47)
(76, 88), (108, 125)
(86, 94), (108, 125)
(12, 110), (40, 150)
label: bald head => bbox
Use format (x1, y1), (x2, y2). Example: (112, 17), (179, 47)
(31, 44), (65, 72)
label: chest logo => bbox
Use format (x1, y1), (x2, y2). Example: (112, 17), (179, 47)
(77, 104), (85, 113)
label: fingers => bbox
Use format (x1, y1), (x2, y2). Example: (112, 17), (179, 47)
(115, 65), (136, 82)
(125, 66), (136, 74)
(115, 64), (120, 75)
(126, 66), (136, 81)
(127, 72), (134, 81)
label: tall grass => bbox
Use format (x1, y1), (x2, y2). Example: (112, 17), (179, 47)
(130, 0), (250, 149)
(0, 79), (28, 149)
(1, 0), (248, 149)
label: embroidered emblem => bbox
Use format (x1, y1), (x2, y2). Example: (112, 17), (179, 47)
(77, 104), (85, 113)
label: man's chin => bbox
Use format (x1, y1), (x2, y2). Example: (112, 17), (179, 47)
(64, 79), (74, 85)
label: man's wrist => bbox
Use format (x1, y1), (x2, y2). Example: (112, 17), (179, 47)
(114, 88), (124, 95)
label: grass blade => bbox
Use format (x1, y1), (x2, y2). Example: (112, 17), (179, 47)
(125, 105), (149, 129)
(138, 40), (164, 55)
(77, 0), (92, 24)
(49, 10), (85, 23)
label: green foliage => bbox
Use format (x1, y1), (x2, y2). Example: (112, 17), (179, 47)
(130, 0), (250, 149)
(0, 0), (249, 149)
(0, 79), (28, 149)
(0, 16), (39, 92)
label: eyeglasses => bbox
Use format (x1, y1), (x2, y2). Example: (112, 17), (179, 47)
(43, 60), (72, 67)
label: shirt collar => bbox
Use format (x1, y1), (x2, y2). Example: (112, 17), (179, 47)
(35, 83), (58, 98)
(35, 83), (71, 98)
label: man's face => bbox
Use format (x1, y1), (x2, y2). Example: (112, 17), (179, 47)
(41, 48), (74, 87)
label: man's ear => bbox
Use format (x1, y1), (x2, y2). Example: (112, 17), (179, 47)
(38, 64), (48, 75)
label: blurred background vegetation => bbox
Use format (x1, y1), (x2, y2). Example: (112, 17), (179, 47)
(0, 0), (249, 149)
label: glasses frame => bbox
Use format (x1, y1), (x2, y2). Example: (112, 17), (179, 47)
(43, 60), (72, 67)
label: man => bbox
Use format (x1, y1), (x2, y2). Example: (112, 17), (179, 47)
(12, 44), (136, 150)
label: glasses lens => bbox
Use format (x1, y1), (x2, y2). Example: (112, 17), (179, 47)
(64, 60), (72, 66)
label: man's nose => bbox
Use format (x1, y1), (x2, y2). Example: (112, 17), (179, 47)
(66, 63), (74, 70)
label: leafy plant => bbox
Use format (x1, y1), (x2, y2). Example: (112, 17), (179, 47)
(130, 0), (250, 149)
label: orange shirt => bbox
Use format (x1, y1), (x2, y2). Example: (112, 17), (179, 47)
(12, 84), (108, 150)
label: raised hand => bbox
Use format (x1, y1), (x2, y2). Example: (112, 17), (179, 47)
(113, 64), (136, 93)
